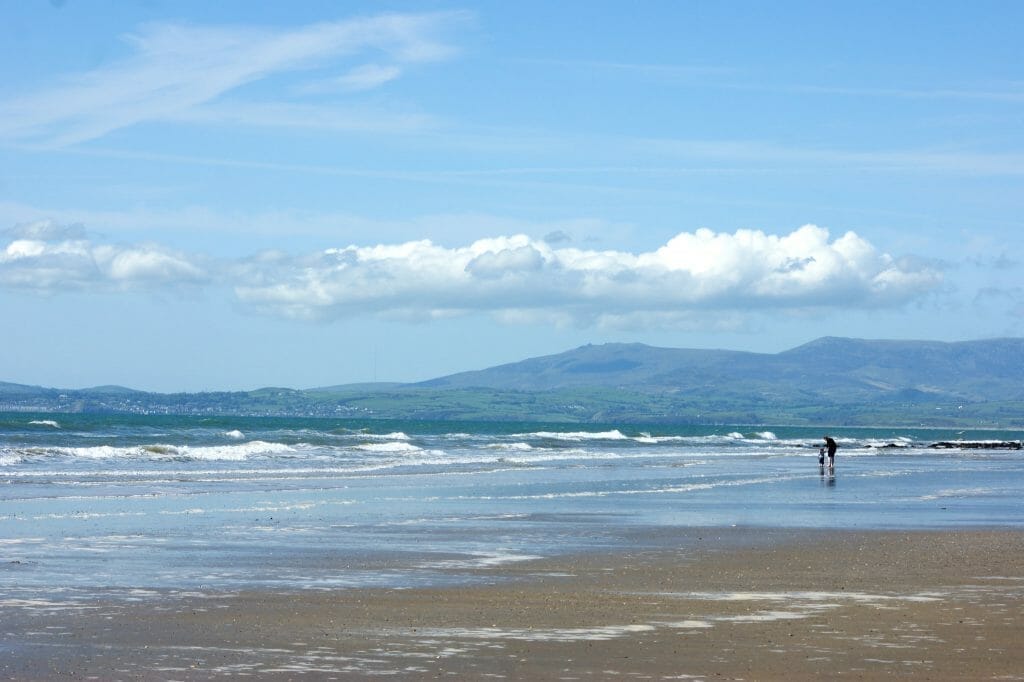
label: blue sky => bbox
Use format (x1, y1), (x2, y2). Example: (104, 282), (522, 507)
(1, 1), (1022, 391)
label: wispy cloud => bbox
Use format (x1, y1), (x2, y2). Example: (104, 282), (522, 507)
(168, 100), (437, 135)
(22, 130), (1024, 195)
(626, 137), (1024, 176)
(522, 58), (735, 80)
(299, 63), (405, 93)
(538, 58), (1024, 103)
(0, 12), (467, 146)
(728, 81), (1024, 104)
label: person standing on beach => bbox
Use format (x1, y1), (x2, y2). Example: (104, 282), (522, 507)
(824, 436), (837, 469)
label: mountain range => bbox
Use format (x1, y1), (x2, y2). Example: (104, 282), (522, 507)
(420, 336), (1024, 402)
(3, 337), (1024, 426)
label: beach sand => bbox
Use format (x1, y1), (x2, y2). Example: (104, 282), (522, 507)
(3, 528), (1022, 680)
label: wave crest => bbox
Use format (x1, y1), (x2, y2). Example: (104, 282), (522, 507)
(50, 441), (296, 461)
(355, 442), (423, 454)
(526, 430), (629, 441)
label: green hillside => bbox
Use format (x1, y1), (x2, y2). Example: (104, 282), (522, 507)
(418, 337), (1024, 403)
(3, 337), (1024, 427)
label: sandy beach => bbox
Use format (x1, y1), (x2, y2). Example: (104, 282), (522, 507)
(3, 527), (1022, 680)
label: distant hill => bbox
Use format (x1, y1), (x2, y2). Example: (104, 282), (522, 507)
(416, 337), (1024, 403)
(81, 385), (143, 395)
(3, 337), (1024, 426)
(0, 381), (52, 398)
(416, 342), (746, 391)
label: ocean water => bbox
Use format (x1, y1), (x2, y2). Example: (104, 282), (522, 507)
(1, 413), (1022, 596)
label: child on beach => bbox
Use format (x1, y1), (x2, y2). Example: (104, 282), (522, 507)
(818, 446), (825, 467)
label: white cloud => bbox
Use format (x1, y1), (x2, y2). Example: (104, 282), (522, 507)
(0, 221), (206, 292)
(466, 245), (546, 279)
(0, 12), (466, 146)
(97, 246), (204, 283)
(1, 221), (944, 324)
(233, 225), (943, 323)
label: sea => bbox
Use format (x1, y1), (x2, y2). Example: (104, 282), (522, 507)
(2, 413), (1022, 597)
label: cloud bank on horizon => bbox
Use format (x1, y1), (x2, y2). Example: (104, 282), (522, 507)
(2, 221), (940, 326)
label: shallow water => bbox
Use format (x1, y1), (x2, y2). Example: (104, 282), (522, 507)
(2, 414), (1022, 595)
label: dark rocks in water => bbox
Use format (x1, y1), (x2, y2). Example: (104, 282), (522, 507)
(929, 441), (1022, 450)
(868, 443), (908, 449)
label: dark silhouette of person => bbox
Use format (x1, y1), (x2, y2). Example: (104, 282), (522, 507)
(824, 436), (838, 469)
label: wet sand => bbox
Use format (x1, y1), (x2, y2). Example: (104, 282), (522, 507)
(3, 528), (1022, 680)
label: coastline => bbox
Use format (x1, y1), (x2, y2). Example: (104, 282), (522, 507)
(3, 527), (1022, 680)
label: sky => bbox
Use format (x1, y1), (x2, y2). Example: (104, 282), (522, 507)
(1, 1), (1022, 392)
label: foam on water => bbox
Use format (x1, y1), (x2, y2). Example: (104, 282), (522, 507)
(485, 442), (534, 451)
(417, 551), (542, 569)
(679, 590), (943, 604)
(44, 440), (298, 461)
(356, 442), (423, 453)
(918, 486), (1004, 501)
(466, 474), (797, 501)
(715, 610), (812, 622)
(28, 420), (60, 428)
(156, 501), (333, 516)
(53, 444), (126, 459)
(523, 429), (630, 441)
(416, 624), (655, 642)
(0, 598), (99, 612)
(3, 415), (1024, 596)
(633, 434), (687, 444)
(27, 511), (148, 522)
(355, 431), (411, 441)
(863, 436), (914, 448)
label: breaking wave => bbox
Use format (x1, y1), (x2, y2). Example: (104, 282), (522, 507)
(523, 430), (630, 441)
(41, 441), (298, 462)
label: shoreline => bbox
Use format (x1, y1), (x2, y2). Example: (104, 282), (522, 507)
(3, 527), (1022, 679)
(6, 409), (1024, 430)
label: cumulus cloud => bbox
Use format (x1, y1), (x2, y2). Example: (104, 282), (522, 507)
(2, 221), (943, 324)
(466, 245), (546, 279)
(233, 225), (943, 323)
(0, 12), (466, 146)
(0, 221), (207, 292)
